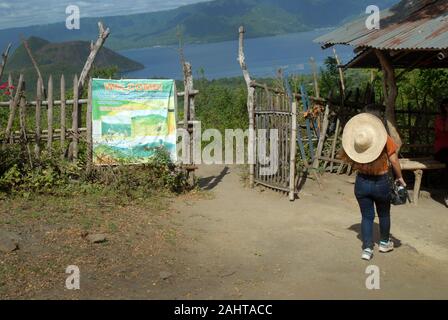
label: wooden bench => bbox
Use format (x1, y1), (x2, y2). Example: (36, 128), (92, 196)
(399, 158), (446, 205)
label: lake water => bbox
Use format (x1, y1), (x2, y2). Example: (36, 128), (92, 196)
(119, 29), (354, 80)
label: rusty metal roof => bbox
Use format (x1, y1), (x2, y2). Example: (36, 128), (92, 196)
(315, 0), (448, 51)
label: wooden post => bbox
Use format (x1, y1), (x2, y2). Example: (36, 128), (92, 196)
(72, 75), (79, 160)
(78, 22), (110, 94)
(86, 78), (93, 169)
(333, 48), (346, 95)
(331, 48), (346, 174)
(19, 83), (27, 141)
(0, 43), (11, 81)
(413, 169), (423, 206)
(238, 26), (255, 188)
(289, 102), (297, 201)
(314, 103), (330, 169)
(375, 49), (402, 150)
(5, 74), (13, 133)
(181, 61), (197, 184)
(19, 82), (33, 167)
(329, 119), (340, 172)
(35, 77), (42, 157)
(3, 74), (24, 148)
(60, 75), (66, 156)
(47, 75), (54, 152)
(21, 37), (46, 96)
(183, 66), (190, 135)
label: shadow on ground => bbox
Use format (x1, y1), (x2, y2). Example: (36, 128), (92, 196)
(348, 223), (402, 249)
(198, 166), (230, 191)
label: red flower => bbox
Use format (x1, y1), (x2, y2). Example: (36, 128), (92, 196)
(4, 90), (11, 96)
(0, 82), (8, 90)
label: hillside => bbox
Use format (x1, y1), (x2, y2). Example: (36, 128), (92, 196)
(3, 37), (143, 97)
(0, 0), (398, 51)
(6, 36), (143, 74)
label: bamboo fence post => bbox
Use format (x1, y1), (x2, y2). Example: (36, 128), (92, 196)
(19, 82), (27, 141)
(4, 74), (13, 133)
(47, 75), (54, 153)
(35, 77), (42, 157)
(72, 74), (79, 160)
(330, 119), (340, 172)
(60, 75), (66, 156)
(86, 78), (93, 169)
(4, 74), (24, 148)
(289, 101), (297, 201)
(314, 103), (330, 169)
(19, 82), (33, 167)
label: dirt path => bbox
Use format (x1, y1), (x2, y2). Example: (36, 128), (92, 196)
(156, 165), (448, 299)
(8, 164), (447, 299)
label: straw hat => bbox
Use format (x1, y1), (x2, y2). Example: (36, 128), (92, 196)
(342, 113), (388, 164)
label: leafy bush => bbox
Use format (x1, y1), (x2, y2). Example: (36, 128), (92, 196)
(0, 144), (188, 198)
(87, 147), (188, 198)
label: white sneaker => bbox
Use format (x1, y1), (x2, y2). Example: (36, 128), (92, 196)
(361, 248), (374, 261)
(444, 196), (448, 208)
(379, 240), (394, 253)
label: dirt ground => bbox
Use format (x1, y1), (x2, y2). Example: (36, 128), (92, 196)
(1, 165), (447, 299)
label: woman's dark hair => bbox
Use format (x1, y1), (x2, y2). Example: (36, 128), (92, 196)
(440, 98), (448, 117)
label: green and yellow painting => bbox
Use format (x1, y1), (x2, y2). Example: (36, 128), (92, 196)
(91, 79), (177, 165)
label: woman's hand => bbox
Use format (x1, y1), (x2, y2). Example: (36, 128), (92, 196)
(396, 177), (407, 188)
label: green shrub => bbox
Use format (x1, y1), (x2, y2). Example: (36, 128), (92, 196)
(0, 144), (188, 198)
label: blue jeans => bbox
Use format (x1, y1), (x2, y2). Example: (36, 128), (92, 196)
(355, 173), (391, 250)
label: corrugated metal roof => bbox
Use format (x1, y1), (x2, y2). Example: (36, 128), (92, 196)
(315, 0), (448, 51)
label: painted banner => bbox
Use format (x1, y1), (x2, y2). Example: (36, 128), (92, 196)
(92, 79), (177, 165)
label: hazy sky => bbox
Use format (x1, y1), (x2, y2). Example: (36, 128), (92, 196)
(0, 0), (210, 30)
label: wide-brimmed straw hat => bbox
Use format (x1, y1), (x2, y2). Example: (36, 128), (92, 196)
(342, 113), (388, 164)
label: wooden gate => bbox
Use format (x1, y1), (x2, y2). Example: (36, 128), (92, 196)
(252, 82), (297, 200)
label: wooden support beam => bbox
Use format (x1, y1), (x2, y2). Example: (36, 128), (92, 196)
(375, 49), (402, 150)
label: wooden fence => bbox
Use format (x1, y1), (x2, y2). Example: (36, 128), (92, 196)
(1, 71), (198, 179)
(0, 73), (91, 163)
(305, 84), (440, 175)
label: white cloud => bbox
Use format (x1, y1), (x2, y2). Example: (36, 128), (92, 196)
(0, 0), (211, 30)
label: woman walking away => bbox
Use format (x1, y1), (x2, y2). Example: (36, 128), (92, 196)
(434, 98), (448, 207)
(340, 113), (406, 261)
